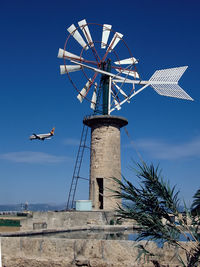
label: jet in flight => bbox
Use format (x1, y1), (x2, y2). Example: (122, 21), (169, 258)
(29, 128), (55, 141)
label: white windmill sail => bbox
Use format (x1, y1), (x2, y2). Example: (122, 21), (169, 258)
(114, 57), (138, 65)
(115, 68), (140, 79)
(90, 83), (97, 110)
(149, 66), (193, 100)
(112, 81), (130, 103)
(110, 89), (121, 110)
(78, 19), (94, 48)
(107, 32), (123, 53)
(59, 20), (194, 116)
(60, 65), (82, 74)
(77, 79), (92, 103)
(113, 98), (121, 110)
(112, 82), (128, 98)
(101, 24), (112, 49)
(57, 49), (84, 61)
(67, 24), (88, 50)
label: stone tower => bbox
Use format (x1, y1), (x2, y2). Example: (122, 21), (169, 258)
(83, 115), (128, 210)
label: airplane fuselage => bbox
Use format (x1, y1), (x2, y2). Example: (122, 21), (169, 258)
(29, 128), (55, 141)
(29, 133), (51, 140)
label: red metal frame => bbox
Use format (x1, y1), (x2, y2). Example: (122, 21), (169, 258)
(62, 21), (139, 109)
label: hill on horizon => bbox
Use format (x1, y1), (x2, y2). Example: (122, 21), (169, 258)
(0, 203), (66, 212)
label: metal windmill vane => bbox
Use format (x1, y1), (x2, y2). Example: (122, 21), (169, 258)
(58, 19), (193, 116)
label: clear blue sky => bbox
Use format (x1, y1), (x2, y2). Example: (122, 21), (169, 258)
(0, 0), (199, 206)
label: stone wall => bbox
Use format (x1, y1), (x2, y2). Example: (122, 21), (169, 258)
(20, 211), (115, 231)
(6, 212), (191, 266)
(1, 236), (188, 267)
(89, 123), (122, 210)
(84, 115), (128, 211)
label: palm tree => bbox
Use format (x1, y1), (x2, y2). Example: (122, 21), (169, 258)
(111, 161), (200, 267)
(191, 189), (200, 216)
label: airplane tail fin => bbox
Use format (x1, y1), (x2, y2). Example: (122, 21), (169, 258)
(50, 127), (55, 135)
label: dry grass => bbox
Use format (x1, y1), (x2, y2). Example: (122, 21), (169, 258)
(0, 216), (21, 220)
(0, 226), (20, 232)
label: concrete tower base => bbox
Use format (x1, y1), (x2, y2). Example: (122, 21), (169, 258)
(83, 115), (128, 211)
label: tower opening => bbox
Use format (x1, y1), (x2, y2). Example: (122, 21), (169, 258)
(97, 178), (103, 209)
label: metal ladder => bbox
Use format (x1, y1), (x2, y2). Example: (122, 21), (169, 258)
(66, 124), (89, 210)
(66, 85), (103, 210)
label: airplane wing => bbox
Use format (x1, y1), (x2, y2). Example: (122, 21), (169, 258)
(34, 134), (42, 140)
(29, 134), (42, 140)
(40, 135), (52, 141)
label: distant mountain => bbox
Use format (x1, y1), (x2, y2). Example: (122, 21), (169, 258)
(0, 203), (187, 213)
(0, 203), (66, 212)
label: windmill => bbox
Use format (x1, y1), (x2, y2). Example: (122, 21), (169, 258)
(58, 19), (193, 210)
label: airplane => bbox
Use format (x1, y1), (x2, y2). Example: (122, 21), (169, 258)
(29, 128), (55, 141)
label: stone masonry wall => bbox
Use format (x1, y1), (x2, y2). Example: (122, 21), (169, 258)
(90, 124), (122, 210)
(20, 211), (115, 231)
(84, 115), (128, 211)
(1, 237), (189, 267)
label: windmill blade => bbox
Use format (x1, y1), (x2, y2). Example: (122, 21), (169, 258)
(60, 65), (82, 74)
(77, 79), (92, 103)
(112, 81), (129, 100)
(78, 19), (94, 48)
(149, 66), (193, 101)
(113, 98), (121, 110)
(58, 48), (84, 61)
(101, 24), (112, 49)
(67, 24), (88, 50)
(115, 68), (140, 79)
(90, 83), (97, 110)
(111, 90), (121, 110)
(107, 32), (123, 53)
(114, 57), (138, 65)
(151, 83), (193, 100)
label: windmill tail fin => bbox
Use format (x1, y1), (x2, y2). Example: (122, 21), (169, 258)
(149, 66), (188, 83)
(149, 66), (193, 101)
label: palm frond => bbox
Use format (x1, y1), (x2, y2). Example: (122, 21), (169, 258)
(191, 188), (200, 215)
(110, 160), (200, 266)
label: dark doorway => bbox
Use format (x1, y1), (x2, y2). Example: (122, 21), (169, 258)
(97, 178), (103, 209)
